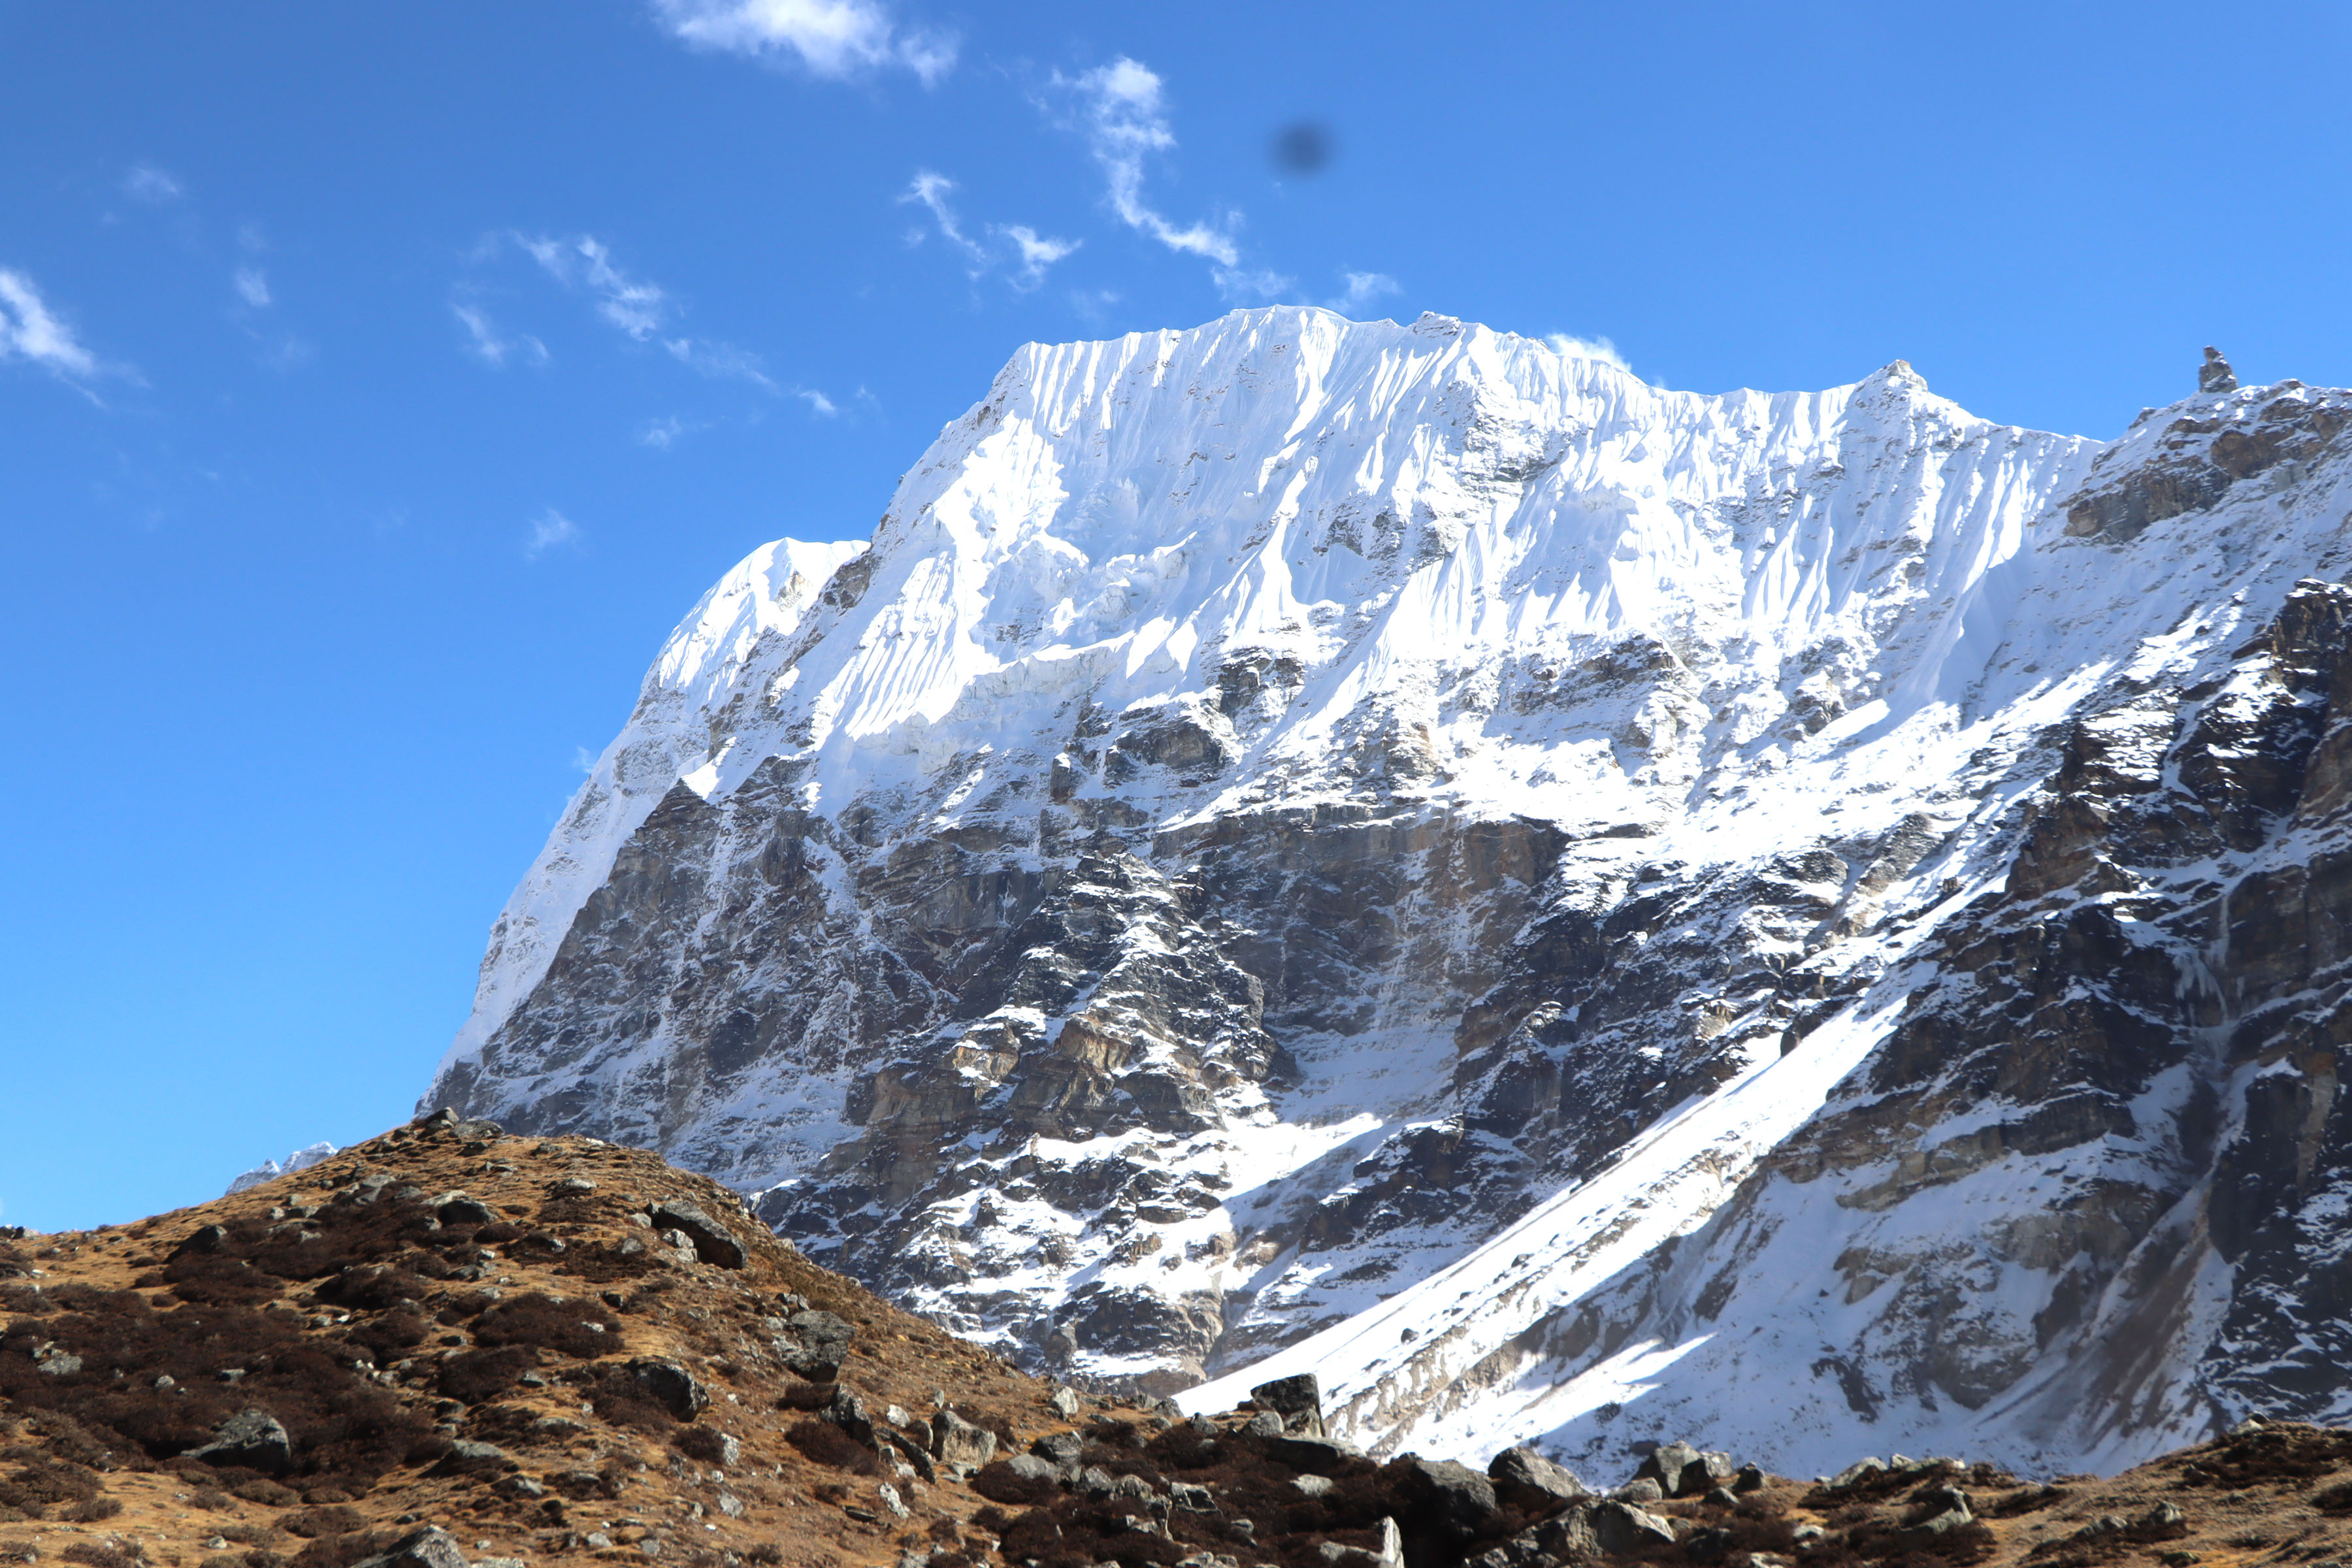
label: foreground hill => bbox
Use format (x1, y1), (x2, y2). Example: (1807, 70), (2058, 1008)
(6, 1113), (2352, 1568)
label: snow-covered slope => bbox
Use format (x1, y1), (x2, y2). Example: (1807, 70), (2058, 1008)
(425, 310), (2352, 1479)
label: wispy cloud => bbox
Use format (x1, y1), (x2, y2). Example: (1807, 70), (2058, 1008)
(793, 387), (838, 416)
(519, 235), (670, 339)
(1215, 267), (1294, 303)
(452, 301), (549, 368)
(1002, 225), (1079, 290)
(1546, 333), (1633, 376)
(525, 508), (581, 559)
(572, 745), (600, 773)
(234, 267), (272, 308)
(664, 335), (776, 387)
(651, 0), (955, 84)
(640, 414), (700, 449)
(123, 164), (184, 204)
(0, 268), (103, 386)
(902, 170), (988, 269)
(1062, 57), (1237, 267)
(901, 171), (1081, 291)
(1326, 271), (1399, 315)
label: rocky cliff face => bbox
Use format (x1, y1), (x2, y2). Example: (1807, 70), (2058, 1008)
(423, 308), (2352, 1478)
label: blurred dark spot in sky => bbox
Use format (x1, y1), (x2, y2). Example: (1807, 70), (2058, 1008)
(1272, 121), (1333, 174)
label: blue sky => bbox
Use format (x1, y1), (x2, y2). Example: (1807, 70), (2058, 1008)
(5, 1), (2349, 1232)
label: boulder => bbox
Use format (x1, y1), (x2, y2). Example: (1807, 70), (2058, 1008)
(776, 1309), (855, 1380)
(1032, 1431), (1085, 1475)
(649, 1199), (747, 1269)
(627, 1359), (710, 1420)
(1395, 1457), (1501, 1541)
(429, 1440), (515, 1477)
(825, 1386), (875, 1446)
(433, 1192), (497, 1227)
(1265, 1433), (1366, 1474)
(1249, 1372), (1325, 1437)
(351, 1526), (470, 1568)
(930, 1409), (998, 1474)
(170, 1224), (229, 1260)
(1590, 1500), (1678, 1554)
(1005, 1454), (1060, 1485)
(1488, 1446), (1588, 1512)
(1637, 1439), (1732, 1498)
(184, 1409), (294, 1474)
(1825, 1458), (1886, 1490)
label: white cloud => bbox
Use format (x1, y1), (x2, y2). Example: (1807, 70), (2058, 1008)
(664, 335), (776, 388)
(1064, 57), (1237, 265)
(793, 387), (838, 416)
(652, 0), (955, 84)
(572, 745), (600, 773)
(0, 269), (101, 384)
(1214, 265), (1295, 303)
(1546, 333), (1634, 375)
(902, 171), (988, 269)
(640, 414), (697, 448)
(1326, 271), (1399, 314)
(902, 171), (1080, 291)
(234, 267), (272, 308)
(124, 164), (184, 204)
(519, 234), (670, 339)
(1000, 225), (1079, 290)
(452, 302), (549, 368)
(525, 508), (581, 559)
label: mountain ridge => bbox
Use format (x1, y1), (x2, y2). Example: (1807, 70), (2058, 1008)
(420, 308), (2352, 1480)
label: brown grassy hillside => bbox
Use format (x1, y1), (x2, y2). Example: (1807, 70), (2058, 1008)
(2, 1111), (2348, 1568)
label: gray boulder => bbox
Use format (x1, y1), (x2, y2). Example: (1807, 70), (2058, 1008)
(1395, 1457), (1500, 1541)
(433, 1192), (497, 1227)
(1032, 1431), (1085, 1473)
(1636, 1439), (1732, 1498)
(1249, 1372), (1324, 1437)
(352, 1526), (470, 1568)
(1265, 1433), (1366, 1474)
(184, 1409), (293, 1474)
(649, 1200), (747, 1268)
(776, 1309), (855, 1380)
(1590, 1500), (1677, 1554)
(825, 1386), (875, 1446)
(930, 1409), (998, 1474)
(627, 1359), (710, 1420)
(430, 1439), (514, 1477)
(1487, 1446), (1587, 1512)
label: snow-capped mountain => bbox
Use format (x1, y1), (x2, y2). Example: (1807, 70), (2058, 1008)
(423, 308), (2352, 1479)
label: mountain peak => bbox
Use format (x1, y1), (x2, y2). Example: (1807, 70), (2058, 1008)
(422, 312), (2352, 1479)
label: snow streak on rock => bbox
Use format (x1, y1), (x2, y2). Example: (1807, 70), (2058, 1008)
(425, 310), (2352, 1478)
